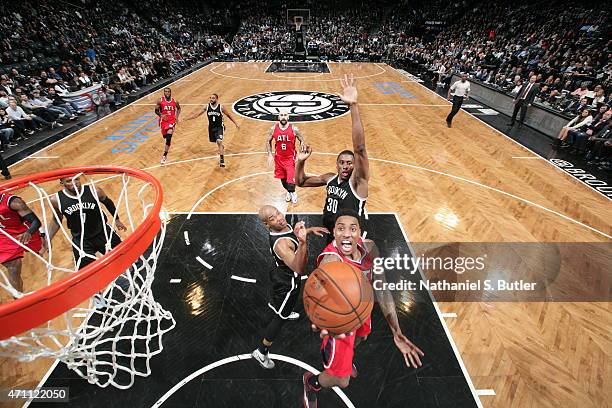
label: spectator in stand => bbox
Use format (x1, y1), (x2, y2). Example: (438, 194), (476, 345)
(46, 87), (83, 116)
(571, 82), (590, 99)
(31, 90), (77, 120)
(16, 96), (62, 129)
(556, 108), (593, 147)
(0, 109), (17, 153)
(77, 71), (93, 89)
(564, 97), (590, 116)
(92, 86), (112, 119)
(0, 77), (14, 96)
(19, 94), (65, 123)
(4, 100), (37, 135)
(117, 68), (139, 93)
(572, 110), (611, 155)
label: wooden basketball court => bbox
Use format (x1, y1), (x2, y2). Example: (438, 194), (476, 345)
(1, 62), (610, 407)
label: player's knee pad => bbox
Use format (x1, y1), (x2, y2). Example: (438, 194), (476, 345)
(164, 134), (173, 146)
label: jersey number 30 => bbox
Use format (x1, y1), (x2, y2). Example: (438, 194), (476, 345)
(325, 198), (338, 213)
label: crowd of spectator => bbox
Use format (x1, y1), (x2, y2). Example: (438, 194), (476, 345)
(0, 0), (609, 171)
(0, 0), (232, 154)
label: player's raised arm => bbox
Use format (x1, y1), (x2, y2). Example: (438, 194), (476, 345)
(295, 145), (335, 187)
(9, 197), (41, 245)
(221, 106), (240, 129)
(339, 74), (369, 194)
(274, 221), (309, 275)
(366, 240), (424, 368)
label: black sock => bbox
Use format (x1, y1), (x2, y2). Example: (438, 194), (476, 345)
(163, 151), (168, 157)
(220, 155), (224, 161)
(258, 344), (269, 355)
(308, 374), (320, 389)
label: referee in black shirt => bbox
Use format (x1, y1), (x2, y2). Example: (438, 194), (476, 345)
(446, 73), (470, 128)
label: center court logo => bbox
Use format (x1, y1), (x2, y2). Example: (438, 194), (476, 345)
(232, 91), (350, 122)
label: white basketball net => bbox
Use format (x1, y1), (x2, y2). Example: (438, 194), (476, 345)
(0, 172), (175, 389)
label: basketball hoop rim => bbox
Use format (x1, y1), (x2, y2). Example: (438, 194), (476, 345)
(0, 166), (163, 340)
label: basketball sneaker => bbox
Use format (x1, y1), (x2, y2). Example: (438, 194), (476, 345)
(160, 156), (166, 165)
(291, 192), (298, 204)
(302, 372), (320, 408)
(285, 192), (291, 202)
(288, 311), (300, 320)
(219, 159), (225, 168)
(252, 348), (275, 369)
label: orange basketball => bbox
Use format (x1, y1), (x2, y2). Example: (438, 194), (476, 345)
(303, 261), (374, 335)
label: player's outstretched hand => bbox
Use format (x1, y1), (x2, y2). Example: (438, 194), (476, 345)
(393, 332), (424, 368)
(306, 226), (329, 237)
(296, 144), (312, 162)
(115, 220), (127, 232)
(294, 221), (307, 243)
(339, 73), (358, 105)
(311, 324), (354, 339)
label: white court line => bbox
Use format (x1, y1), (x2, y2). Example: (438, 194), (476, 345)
(476, 389), (496, 396)
(169, 211), (399, 215)
(183, 231), (190, 245)
(134, 102), (448, 107)
(385, 64), (612, 202)
(195, 256), (213, 270)
(27, 156), (59, 160)
(169, 279), (182, 284)
(394, 213), (483, 408)
(8, 61), (217, 170)
(149, 152), (610, 239)
(72, 313), (88, 318)
(512, 156), (541, 159)
(186, 171), (272, 218)
(210, 61), (386, 82)
(230, 275), (256, 283)
(150, 353), (355, 408)
(441, 312), (458, 318)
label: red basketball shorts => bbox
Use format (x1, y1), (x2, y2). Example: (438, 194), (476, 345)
(274, 155), (296, 184)
(0, 232), (42, 264)
(160, 120), (176, 135)
(320, 316), (372, 377)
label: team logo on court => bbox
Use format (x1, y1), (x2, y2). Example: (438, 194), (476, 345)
(232, 91), (350, 122)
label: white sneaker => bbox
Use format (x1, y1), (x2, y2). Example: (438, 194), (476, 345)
(160, 155), (166, 165)
(285, 192), (291, 202)
(291, 192), (298, 204)
(252, 348), (275, 369)
(287, 311), (300, 320)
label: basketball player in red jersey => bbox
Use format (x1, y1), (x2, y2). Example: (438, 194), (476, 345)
(266, 112), (306, 204)
(0, 192), (45, 296)
(155, 88), (181, 165)
(302, 209), (424, 408)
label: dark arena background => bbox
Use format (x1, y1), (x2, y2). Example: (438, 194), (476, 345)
(0, 1), (610, 408)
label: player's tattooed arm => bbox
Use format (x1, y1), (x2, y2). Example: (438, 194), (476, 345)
(221, 106), (240, 129)
(294, 126), (306, 146)
(95, 187), (127, 231)
(295, 145), (335, 187)
(275, 222), (308, 275)
(175, 101), (181, 123)
(366, 239), (424, 368)
(266, 126), (275, 167)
